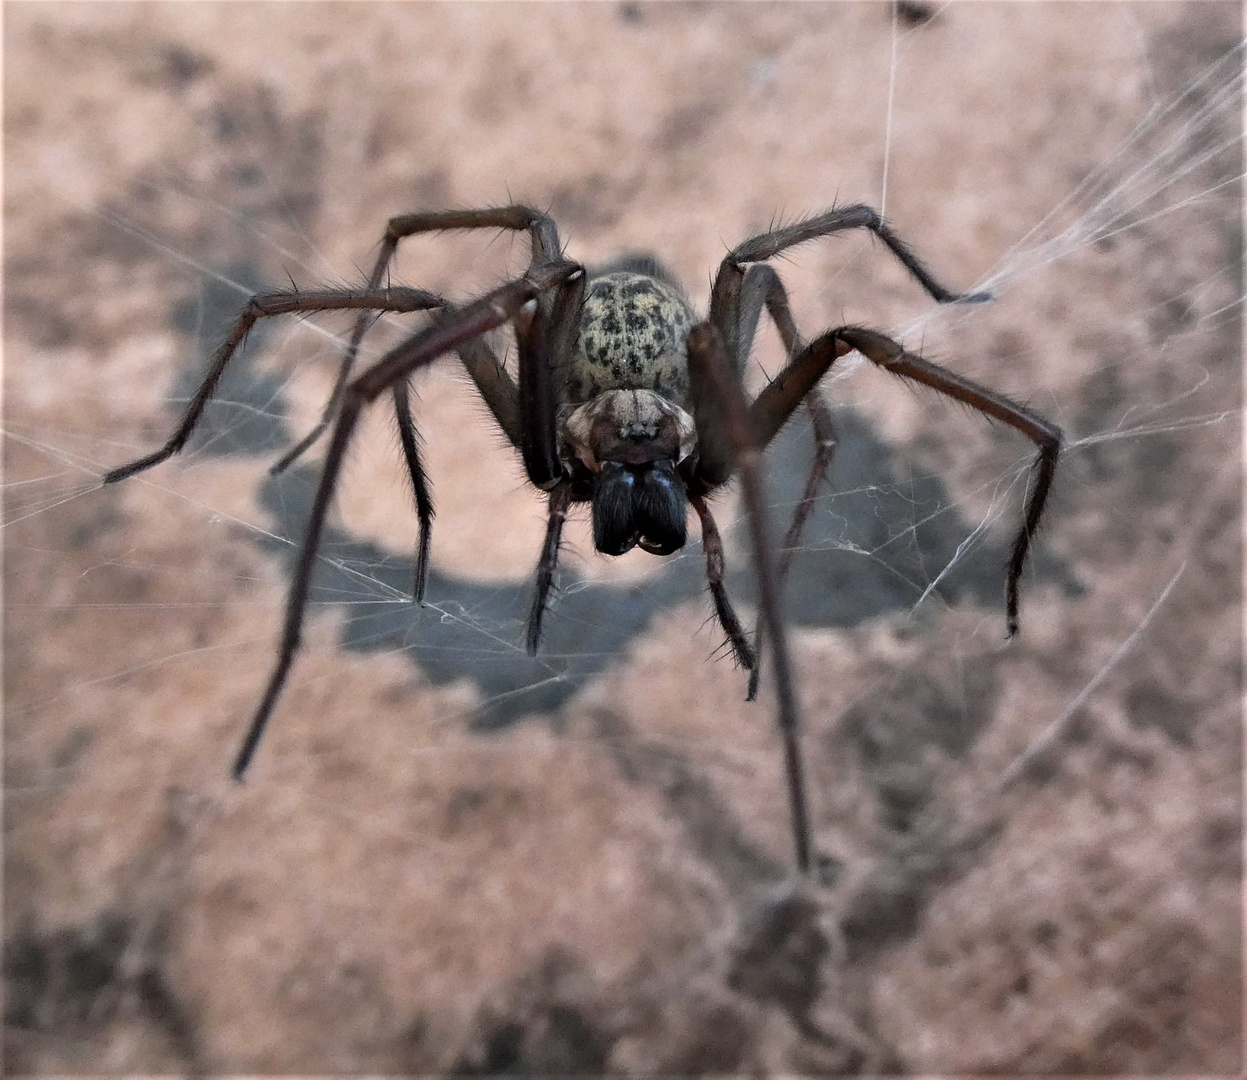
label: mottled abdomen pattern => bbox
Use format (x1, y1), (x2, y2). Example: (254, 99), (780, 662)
(570, 272), (694, 406)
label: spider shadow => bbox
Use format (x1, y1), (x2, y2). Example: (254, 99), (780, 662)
(255, 410), (1074, 730)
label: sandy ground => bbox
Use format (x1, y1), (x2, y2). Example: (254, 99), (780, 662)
(4, 1), (1242, 1072)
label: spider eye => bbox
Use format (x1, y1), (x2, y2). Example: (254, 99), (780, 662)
(592, 462), (640, 555)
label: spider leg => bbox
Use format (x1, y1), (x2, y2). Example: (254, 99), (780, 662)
(516, 264), (586, 489)
(232, 260), (581, 779)
(390, 313), (538, 604)
(776, 391), (838, 583)
(510, 258), (587, 649)
(388, 243), (584, 611)
(457, 335), (522, 448)
(732, 265), (841, 702)
(391, 379), (434, 603)
(232, 385), (365, 779)
(692, 264), (804, 672)
(749, 325), (1061, 636)
(526, 484), (573, 656)
(736, 263), (804, 355)
(390, 312), (531, 597)
(687, 322), (813, 877)
(748, 391), (838, 702)
(271, 205), (563, 474)
(690, 494), (757, 672)
(721, 203), (993, 306)
(101, 287), (441, 485)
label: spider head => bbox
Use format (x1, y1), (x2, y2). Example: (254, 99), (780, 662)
(563, 389), (696, 557)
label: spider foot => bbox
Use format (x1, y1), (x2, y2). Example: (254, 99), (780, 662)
(101, 449), (173, 485)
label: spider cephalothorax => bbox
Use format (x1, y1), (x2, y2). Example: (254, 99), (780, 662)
(103, 203), (1061, 876)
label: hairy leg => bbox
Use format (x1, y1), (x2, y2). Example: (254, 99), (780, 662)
(688, 322), (813, 876)
(232, 260), (581, 777)
(750, 324), (1061, 636)
(526, 484), (573, 656)
(690, 494), (757, 673)
(101, 286), (441, 484)
(732, 265), (841, 701)
(725, 203), (992, 304)
(271, 206), (563, 474)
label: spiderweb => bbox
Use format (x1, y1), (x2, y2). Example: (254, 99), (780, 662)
(5, 3), (1241, 1071)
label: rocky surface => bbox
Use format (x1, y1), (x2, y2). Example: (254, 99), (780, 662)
(5, 2), (1240, 1072)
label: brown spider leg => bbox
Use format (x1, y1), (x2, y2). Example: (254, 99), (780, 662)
(423, 262), (584, 655)
(687, 322), (813, 877)
(389, 314), (534, 604)
(232, 260), (580, 779)
(270, 205), (563, 475)
(690, 495), (757, 672)
(388, 292), (535, 605)
(516, 263), (586, 488)
(101, 287), (442, 485)
(775, 392), (838, 583)
(526, 484), (573, 656)
(748, 394), (838, 702)
(750, 325), (1062, 637)
(232, 387), (365, 779)
(391, 379), (434, 603)
(457, 335), (522, 448)
(731, 265), (842, 702)
(512, 261), (587, 648)
(721, 203), (993, 306)
(687, 265), (791, 671)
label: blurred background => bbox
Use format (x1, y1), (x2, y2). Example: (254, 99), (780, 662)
(5, 2), (1241, 1071)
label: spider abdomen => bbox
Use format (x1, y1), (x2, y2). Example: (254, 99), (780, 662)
(571, 272), (694, 405)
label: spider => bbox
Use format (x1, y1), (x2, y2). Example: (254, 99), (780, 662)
(103, 204), (1061, 876)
